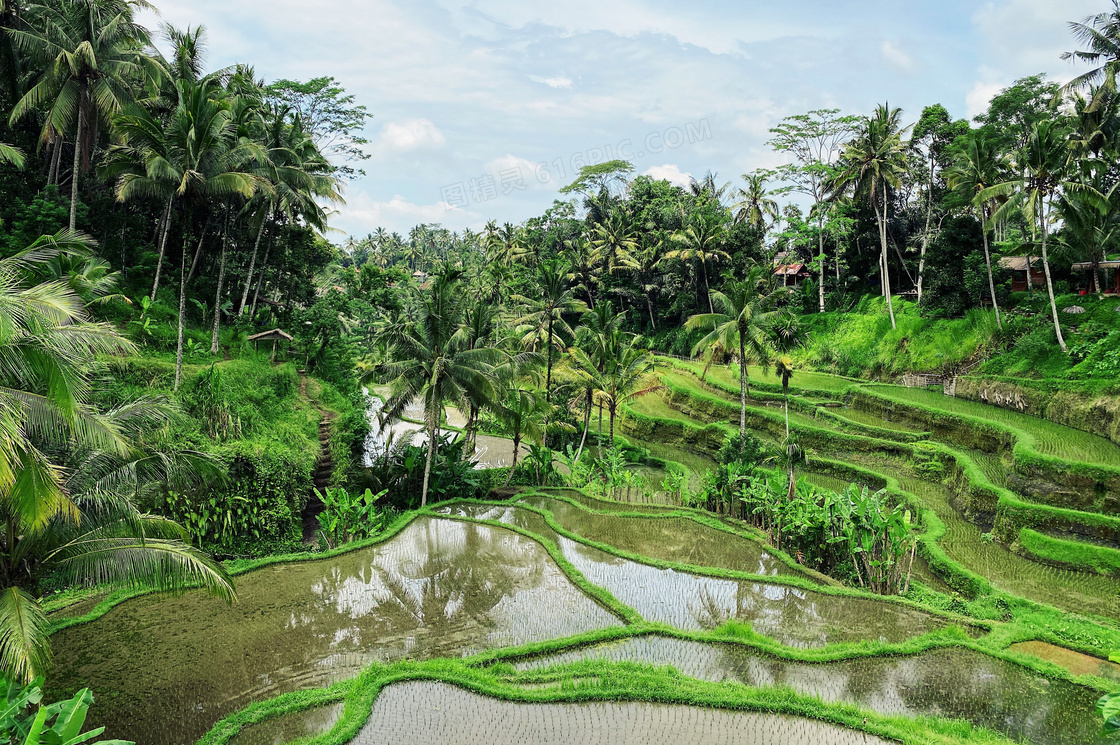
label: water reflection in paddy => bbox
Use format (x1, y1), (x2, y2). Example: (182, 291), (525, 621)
(353, 681), (892, 745)
(516, 635), (1106, 745)
(442, 503), (948, 647)
(49, 518), (621, 745)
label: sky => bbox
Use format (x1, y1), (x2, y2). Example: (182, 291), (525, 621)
(142, 0), (1105, 239)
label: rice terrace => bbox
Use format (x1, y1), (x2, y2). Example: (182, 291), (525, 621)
(4, 0), (1120, 743)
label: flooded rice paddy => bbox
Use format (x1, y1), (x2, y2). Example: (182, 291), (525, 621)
(50, 518), (620, 743)
(351, 681), (893, 745)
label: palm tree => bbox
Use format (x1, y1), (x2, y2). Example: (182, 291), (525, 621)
(686, 266), (778, 438)
(513, 259), (586, 405)
(562, 235), (599, 309)
(983, 119), (1101, 352)
(0, 141), (22, 167)
(946, 130), (1006, 328)
(594, 335), (660, 448)
(381, 270), (501, 507)
(0, 234), (234, 681)
(733, 172), (779, 229)
(568, 301), (624, 461)
(663, 211), (730, 314)
(775, 355), (794, 441)
(1062, 2), (1120, 102)
(589, 211), (639, 276)
(831, 104), (911, 329)
(497, 385), (546, 485)
(1058, 178), (1120, 295)
(108, 78), (264, 389)
(8, 0), (162, 231)
(689, 170), (732, 205)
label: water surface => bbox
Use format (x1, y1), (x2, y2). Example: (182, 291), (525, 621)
(50, 517), (620, 744)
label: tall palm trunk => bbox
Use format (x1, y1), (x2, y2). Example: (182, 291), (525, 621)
(738, 334), (748, 438)
(877, 187), (896, 329)
(150, 197), (174, 302)
(608, 404), (617, 448)
(817, 216), (826, 313)
(250, 241), (272, 317)
(701, 259), (714, 313)
(420, 388), (439, 507)
(503, 428), (522, 487)
(174, 229), (189, 391)
(980, 211), (1002, 328)
(575, 392), (592, 462)
(916, 155), (934, 305)
(239, 217), (268, 314)
(68, 97), (84, 232)
(1038, 202), (1067, 352)
(211, 207), (231, 354)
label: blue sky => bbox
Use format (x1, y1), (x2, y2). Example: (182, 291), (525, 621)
(144, 0), (1104, 237)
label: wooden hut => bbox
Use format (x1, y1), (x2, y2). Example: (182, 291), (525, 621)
(1071, 260), (1120, 295)
(248, 328), (294, 361)
(998, 256), (1046, 292)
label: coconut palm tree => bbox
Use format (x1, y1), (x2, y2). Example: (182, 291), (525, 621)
(562, 235), (599, 309)
(831, 104), (910, 329)
(0, 234), (234, 681)
(497, 385), (546, 485)
(8, 0), (163, 231)
(983, 119), (1103, 352)
(663, 212), (729, 314)
(568, 301), (624, 461)
(108, 77), (265, 389)
(686, 266), (779, 438)
(597, 335), (660, 448)
(946, 129), (1007, 328)
(0, 141), (22, 167)
(381, 270), (502, 507)
(513, 259), (586, 404)
(590, 211), (639, 276)
(733, 171), (780, 230)
(1062, 2), (1120, 102)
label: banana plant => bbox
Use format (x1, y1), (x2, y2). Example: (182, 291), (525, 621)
(0, 676), (129, 745)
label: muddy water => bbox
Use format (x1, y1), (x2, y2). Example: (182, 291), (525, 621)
(443, 503), (948, 647)
(227, 703), (345, 745)
(516, 635), (1106, 745)
(518, 494), (795, 577)
(353, 681), (891, 745)
(49, 518), (621, 744)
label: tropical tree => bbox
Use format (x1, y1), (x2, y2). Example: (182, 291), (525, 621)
(497, 385), (546, 484)
(1062, 2), (1120, 101)
(768, 109), (859, 312)
(567, 301), (624, 461)
(946, 129), (1006, 327)
(381, 270), (501, 507)
(0, 233), (234, 681)
(592, 334), (660, 448)
(8, 0), (162, 231)
(733, 171), (780, 230)
(686, 266), (779, 438)
(832, 104), (911, 329)
(107, 77), (264, 389)
(663, 211), (729, 313)
(589, 211), (639, 276)
(983, 119), (1101, 352)
(513, 259), (586, 408)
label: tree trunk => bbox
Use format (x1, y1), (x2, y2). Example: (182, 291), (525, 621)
(702, 260), (714, 314)
(597, 401), (604, 457)
(186, 219), (211, 284)
(1038, 204), (1067, 352)
(239, 218), (268, 314)
(915, 154), (934, 305)
(878, 191), (896, 329)
(609, 405), (617, 448)
(211, 208), (231, 354)
(504, 430), (522, 487)
(174, 230), (190, 391)
(49, 135), (63, 186)
(981, 215), (1002, 328)
(68, 101), (83, 232)
(738, 335), (747, 438)
(817, 215), (826, 313)
(646, 296), (657, 331)
(575, 392), (592, 462)
(150, 197), (174, 302)
(250, 241), (272, 318)
(421, 389), (438, 508)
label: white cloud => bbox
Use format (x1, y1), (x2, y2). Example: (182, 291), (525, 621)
(372, 119), (446, 155)
(880, 40), (916, 74)
(338, 192), (478, 234)
(972, 0), (1102, 83)
(484, 154), (552, 190)
(966, 79), (1006, 120)
(643, 164), (692, 189)
(530, 75), (573, 89)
